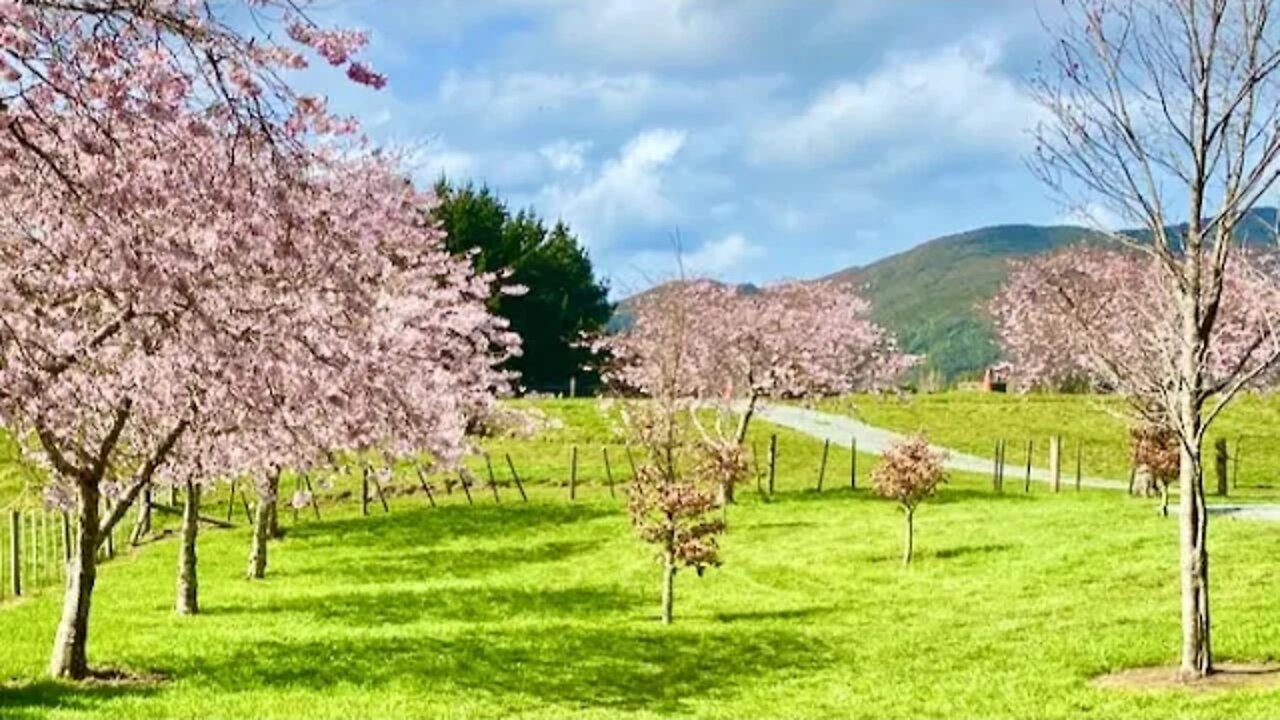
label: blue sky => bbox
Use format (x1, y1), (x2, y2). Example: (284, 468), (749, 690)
(298, 1), (1079, 296)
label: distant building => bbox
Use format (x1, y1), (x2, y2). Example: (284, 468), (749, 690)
(980, 363), (1011, 393)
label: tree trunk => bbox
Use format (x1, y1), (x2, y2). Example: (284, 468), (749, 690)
(660, 551), (676, 625)
(246, 493), (271, 580)
(176, 479), (200, 615)
(49, 480), (100, 679)
(716, 479), (735, 506)
(1159, 482), (1170, 518)
(734, 392), (759, 445)
(265, 473), (281, 540)
(902, 507), (914, 565)
(1176, 271), (1212, 680)
(129, 483), (151, 545)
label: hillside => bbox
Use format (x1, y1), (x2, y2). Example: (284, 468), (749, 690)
(824, 224), (1107, 381)
(612, 210), (1279, 384)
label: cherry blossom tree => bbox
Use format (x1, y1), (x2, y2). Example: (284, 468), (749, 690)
(615, 284), (743, 624)
(1028, 0), (1280, 677)
(992, 248), (1280, 400)
(0, 1), (386, 190)
(603, 279), (914, 501)
(1130, 423), (1181, 517)
(0, 2), (517, 680)
(871, 434), (947, 565)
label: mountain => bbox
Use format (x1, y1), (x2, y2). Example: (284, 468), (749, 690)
(611, 209), (1278, 385)
(825, 208), (1279, 382)
(825, 224), (1107, 381)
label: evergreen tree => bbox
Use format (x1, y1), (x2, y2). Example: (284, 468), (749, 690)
(434, 179), (613, 393)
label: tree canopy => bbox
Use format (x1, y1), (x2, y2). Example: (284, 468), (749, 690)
(433, 180), (613, 394)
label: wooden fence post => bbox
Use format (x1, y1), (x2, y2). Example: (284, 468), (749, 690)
(816, 439), (830, 491)
(625, 445), (638, 480)
(9, 511), (20, 596)
(239, 485), (252, 524)
(361, 466), (370, 517)
(753, 443), (763, 494)
(61, 512), (71, 564)
(850, 436), (858, 490)
(458, 470), (474, 505)
(505, 454), (529, 502)
(373, 470), (390, 513)
(302, 474), (321, 519)
(569, 446), (578, 501)
(1215, 438), (1229, 497)
(1050, 436), (1062, 493)
(1075, 443), (1083, 491)
(414, 466), (437, 508)
(484, 454), (500, 503)
(1023, 439), (1033, 493)
(993, 440), (1003, 489)
(603, 448), (616, 498)
(992, 440), (1001, 492)
(1232, 436), (1241, 489)
(767, 434), (778, 496)
(105, 503), (115, 560)
(30, 512), (39, 588)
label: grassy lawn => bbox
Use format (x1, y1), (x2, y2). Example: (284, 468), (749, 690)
(815, 391), (1280, 502)
(4, 473), (1280, 717)
(0, 400), (1279, 717)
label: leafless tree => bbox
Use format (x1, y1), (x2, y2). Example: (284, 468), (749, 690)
(1032, 0), (1280, 679)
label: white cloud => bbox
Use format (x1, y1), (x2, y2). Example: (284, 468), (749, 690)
(438, 71), (660, 129)
(399, 143), (477, 182)
(682, 233), (766, 274)
(545, 0), (765, 68)
(540, 139), (592, 175)
(537, 129), (687, 249)
(615, 232), (767, 293)
(751, 40), (1044, 170)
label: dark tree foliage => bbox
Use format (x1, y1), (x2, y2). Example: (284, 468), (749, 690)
(433, 179), (613, 393)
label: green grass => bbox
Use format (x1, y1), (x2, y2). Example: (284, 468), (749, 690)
(4, 399), (1280, 718)
(5, 473), (1280, 717)
(815, 391), (1280, 502)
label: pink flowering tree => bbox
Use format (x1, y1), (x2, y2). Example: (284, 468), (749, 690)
(871, 434), (947, 565)
(1130, 423), (1181, 517)
(992, 248), (1280, 400)
(230, 156), (519, 582)
(613, 283), (744, 624)
(602, 279), (914, 501)
(0, 1), (512, 681)
(1024, 0), (1280, 677)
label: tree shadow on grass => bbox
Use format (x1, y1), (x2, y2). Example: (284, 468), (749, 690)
(932, 543), (1015, 560)
(288, 502), (616, 548)
(210, 585), (644, 626)
(712, 606), (838, 623)
(177, 623), (832, 715)
(931, 488), (1034, 505)
(0, 680), (158, 720)
(866, 543), (1015, 564)
(282, 538), (602, 585)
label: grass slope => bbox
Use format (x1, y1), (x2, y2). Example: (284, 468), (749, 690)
(2, 401), (1280, 717)
(817, 391), (1280, 501)
(821, 208), (1280, 382)
(825, 224), (1105, 381)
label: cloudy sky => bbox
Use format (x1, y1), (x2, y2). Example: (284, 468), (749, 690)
(298, 1), (1072, 296)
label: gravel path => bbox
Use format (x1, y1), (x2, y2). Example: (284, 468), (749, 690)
(752, 401), (1280, 521)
